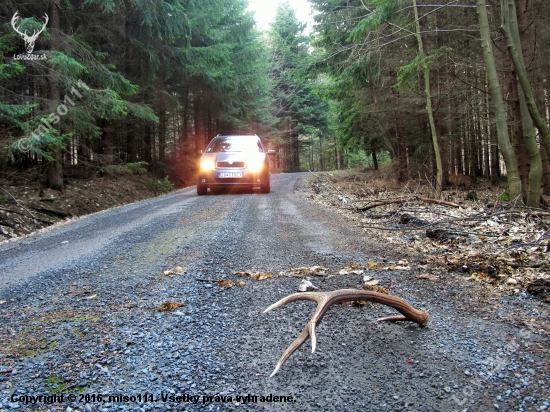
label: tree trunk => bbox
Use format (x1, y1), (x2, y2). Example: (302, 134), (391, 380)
(101, 122), (115, 166)
(194, 90), (204, 151)
(540, 139), (550, 195)
(371, 140), (379, 171)
(502, 0), (541, 207)
(490, 124), (500, 184)
(413, 0), (442, 199)
(392, 76), (408, 181)
(46, 0), (64, 192)
(476, 0), (521, 200)
(500, 0), (550, 163)
(158, 70), (167, 161)
(509, 75), (530, 198)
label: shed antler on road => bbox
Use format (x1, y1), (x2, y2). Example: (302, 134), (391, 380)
(263, 289), (429, 377)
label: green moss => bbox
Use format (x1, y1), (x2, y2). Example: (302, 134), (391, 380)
(45, 375), (68, 393)
(74, 315), (100, 323)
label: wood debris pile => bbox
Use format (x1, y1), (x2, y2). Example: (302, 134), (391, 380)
(306, 171), (550, 302)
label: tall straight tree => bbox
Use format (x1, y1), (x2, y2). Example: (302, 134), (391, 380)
(475, 0), (522, 201)
(500, 0), (550, 163)
(46, 0), (64, 191)
(412, 0), (442, 199)
(502, 0), (541, 206)
(268, 2), (324, 171)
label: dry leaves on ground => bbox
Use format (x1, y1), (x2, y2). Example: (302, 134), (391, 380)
(297, 279), (318, 292)
(233, 271), (273, 281)
(156, 302), (185, 311)
(218, 280), (246, 289)
(161, 266), (186, 278)
(306, 170), (550, 301)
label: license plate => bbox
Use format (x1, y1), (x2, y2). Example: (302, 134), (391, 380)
(218, 172), (243, 178)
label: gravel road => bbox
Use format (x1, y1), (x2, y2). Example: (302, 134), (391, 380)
(0, 173), (548, 412)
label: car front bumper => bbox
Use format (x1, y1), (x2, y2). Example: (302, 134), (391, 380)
(198, 169), (268, 188)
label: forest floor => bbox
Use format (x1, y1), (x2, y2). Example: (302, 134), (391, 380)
(0, 168), (175, 243)
(302, 165), (550, 329)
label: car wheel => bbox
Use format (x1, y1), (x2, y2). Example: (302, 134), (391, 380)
(197, 181), (207, 196)
(260, 176), (270, 194)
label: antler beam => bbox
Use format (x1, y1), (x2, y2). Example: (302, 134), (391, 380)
(263, 289), (429, 377)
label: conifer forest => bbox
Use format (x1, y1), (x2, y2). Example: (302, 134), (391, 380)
(1, 0), (550, 205)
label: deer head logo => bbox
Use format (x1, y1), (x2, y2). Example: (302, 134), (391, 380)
(11, 11), (49, 54)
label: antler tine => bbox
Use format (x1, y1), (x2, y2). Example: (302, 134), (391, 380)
(38, 14), (49, 35)
(264, 289), (429, 376)
(264, 292), (330, 378)
(29, 14), (49, 40)
(263, 291), (325, 314)
(11, 11), (26, 37)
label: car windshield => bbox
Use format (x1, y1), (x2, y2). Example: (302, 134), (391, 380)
(206, 136), (263, 153)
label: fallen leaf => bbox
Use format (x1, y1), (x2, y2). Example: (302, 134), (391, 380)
(361, 284), (389, 294)
(338, 269), (349, 275)
(84, 294), (97, 300)
(298, 279), (318, 292)
(218, 280), (234, 288)
(252, 272), (273, 281)
(309, 265), (328, 274)
(233, 270), (272, 281)
(417, 274), (440, 281)
(364, 279), (380, 286)
(367, 262), (378, 269)
(174, 266), (186, 275)
(345, 263), (360, 270)
(0, 300), (6, 305)
(156, 302), (185, 311)
(233, 271), (252, 277)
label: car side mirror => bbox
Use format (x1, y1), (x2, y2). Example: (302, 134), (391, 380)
(267, 150), (276, 156)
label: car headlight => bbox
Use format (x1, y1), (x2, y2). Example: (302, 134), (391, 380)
(200, 160), (215, 171)
(247, 159), (264, 173)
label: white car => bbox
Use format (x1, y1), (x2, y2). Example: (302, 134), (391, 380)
(196, 135), (276, 195)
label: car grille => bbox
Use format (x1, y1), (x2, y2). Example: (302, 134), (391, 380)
(217, 161), (245, 168)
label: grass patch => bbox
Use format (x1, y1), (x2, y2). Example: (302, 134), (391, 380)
(45, 375), (68, 393)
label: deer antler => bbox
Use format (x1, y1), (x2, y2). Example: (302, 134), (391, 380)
(11, 11), (49, 54)
(29, 14), (49, 40)
(263, 289), (429, 377)
(11, 11), (26, 38)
